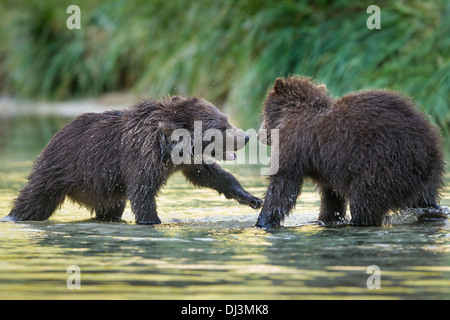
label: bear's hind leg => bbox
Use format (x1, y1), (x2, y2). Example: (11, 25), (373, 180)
(128, 185), (161, 225)
(132, 199), (160, 225)
(318, 187), (347, 224)
(7, 180), (67, 221)
(349, 201), (385, 226)
(95, 200), (126, 222)
(412, 162), (448, 220)
(413, 198), (449, 220)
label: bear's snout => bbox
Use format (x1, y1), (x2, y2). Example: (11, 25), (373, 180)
(225, 129), (249, 151)
(242, 132), (250, 145)
(257, 120), (270, 145)
(220, 129), (249, 161)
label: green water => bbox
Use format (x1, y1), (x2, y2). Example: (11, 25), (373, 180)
(0, 116), (449, 299)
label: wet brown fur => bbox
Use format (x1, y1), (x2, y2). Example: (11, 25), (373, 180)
(256, 76), (445, 227)
(7, 96), (262, 224)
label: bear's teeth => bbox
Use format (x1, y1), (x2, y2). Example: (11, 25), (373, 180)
(226, 151), (236, 161)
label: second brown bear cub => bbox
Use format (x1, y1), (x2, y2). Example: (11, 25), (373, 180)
(7, 97), (262, 224)
(257, 76), (445, 228)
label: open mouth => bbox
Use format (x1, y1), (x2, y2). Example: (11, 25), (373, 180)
(225, 151), (237, 161)
(208, 150), (237, 161)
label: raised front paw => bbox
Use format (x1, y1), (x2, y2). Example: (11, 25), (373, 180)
(237, 194), (263, 209)
(248, 195), (263, 209)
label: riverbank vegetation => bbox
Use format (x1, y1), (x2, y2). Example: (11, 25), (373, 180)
(1, 0), (448, 142)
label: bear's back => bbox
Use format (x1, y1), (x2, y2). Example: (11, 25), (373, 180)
(328, 89), (436, 142)
(311, 89), (443, 190)
(333, 90), (420, 121)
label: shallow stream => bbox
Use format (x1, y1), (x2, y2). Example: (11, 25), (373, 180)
(0, 115), (449, 299)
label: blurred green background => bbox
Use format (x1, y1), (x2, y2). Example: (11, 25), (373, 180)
(0, 0), (449, 144)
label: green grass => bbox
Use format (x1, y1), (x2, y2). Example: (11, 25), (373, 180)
(0, 0), (449, 144)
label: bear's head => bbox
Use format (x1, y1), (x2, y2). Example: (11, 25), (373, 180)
(257, 76), (331, 146)
(158, 96), (249, 163)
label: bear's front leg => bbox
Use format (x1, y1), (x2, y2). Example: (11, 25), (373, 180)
(128, 185), (161, 224)
(181, 163), (262, 209)
(256, 173), (302, 228)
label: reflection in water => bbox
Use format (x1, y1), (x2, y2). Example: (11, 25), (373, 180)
(0, 115), (449, 299)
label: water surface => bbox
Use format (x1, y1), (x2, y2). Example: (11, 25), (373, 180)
(0, 116), (449, 299)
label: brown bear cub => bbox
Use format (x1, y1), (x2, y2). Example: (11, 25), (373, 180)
(256, 76), (446, 228)
(7, 96), (262, 224)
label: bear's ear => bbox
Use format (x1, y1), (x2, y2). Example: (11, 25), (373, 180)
(317, 84), (327, 91)
(170, 96), (182, 102)
(273, 78), (286, 94)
